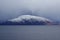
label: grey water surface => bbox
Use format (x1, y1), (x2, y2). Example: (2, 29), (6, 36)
(0, 25), (60, 40)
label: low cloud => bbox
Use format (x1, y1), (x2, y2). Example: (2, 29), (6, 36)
(0, 0), (60, 21)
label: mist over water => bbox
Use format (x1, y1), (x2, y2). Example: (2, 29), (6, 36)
(0, 0), (60, 21)
(0, 25), (60, 40)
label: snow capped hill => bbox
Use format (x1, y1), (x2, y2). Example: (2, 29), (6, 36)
(6, 15), (53, 25)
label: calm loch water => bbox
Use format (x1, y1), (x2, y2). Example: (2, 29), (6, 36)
(0, 25), (60, 40)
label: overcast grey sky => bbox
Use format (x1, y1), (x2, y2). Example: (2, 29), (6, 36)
(0, 0), (60, 21)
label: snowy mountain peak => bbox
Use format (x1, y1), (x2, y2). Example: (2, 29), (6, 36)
(8, 15), (52, 23)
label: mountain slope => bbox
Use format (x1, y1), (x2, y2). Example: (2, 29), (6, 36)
(0, 15), (53, 25)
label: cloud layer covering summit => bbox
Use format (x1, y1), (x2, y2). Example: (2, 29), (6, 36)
(0, 0), (60, 22)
